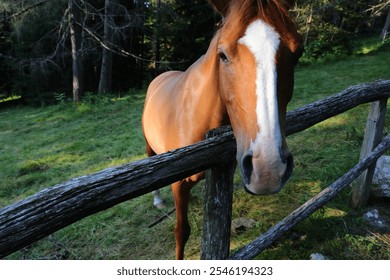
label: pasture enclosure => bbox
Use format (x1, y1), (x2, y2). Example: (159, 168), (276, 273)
(0, 80), (389, 259)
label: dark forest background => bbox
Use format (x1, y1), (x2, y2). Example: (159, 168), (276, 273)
(1, 0), (389, 104)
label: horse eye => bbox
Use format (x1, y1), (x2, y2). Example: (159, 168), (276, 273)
(218, 51), (229, 63)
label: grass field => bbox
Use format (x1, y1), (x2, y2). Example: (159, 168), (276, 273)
(0, 38), (389, 260)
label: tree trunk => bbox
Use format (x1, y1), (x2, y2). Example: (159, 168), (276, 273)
(381, 8), (390, 42)
(98, 0), (115, 94)
(69, 0), (84, 102)
(304, 3), (313, 46)
(154, 0), (161, 72)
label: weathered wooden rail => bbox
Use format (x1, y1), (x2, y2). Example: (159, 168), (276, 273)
(0, 80), (389, 259)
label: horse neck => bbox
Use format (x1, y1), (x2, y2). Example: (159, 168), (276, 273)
(193, 31), (229, 126)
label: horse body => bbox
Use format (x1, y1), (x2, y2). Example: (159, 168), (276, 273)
(142, 0), (303, 259)
(143, 34), (228, 156)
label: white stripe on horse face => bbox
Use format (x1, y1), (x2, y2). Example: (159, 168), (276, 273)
(238, 19), (281, 153)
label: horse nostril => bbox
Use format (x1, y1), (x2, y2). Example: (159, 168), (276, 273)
(282, 153), (294, 185)
(241, 151), (253, 185)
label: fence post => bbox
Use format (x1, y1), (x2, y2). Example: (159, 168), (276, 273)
(201, 126), (235, 260)
(351, 99), (388, 208)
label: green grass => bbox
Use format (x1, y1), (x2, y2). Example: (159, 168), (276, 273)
(1, 39), (390, 260)
(0, 92), (146, 206)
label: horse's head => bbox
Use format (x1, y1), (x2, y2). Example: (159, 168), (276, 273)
(210, 0), (303, 195)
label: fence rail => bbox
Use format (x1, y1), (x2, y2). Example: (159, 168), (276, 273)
(0, 79), (389, 259)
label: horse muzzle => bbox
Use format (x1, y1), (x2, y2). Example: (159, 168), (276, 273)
(240, 147), (294, 195)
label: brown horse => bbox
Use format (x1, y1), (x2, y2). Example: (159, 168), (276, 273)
(142, 0), (303, 259)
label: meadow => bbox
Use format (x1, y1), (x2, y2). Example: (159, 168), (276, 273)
(0, 39), (389, 260)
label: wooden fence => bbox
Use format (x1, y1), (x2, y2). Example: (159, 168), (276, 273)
(0, 80), (389, 259)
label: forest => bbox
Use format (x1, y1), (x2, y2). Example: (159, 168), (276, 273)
(0, 0), (389, 104)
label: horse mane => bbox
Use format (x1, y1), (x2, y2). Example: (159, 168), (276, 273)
(232, 0), (290, 23)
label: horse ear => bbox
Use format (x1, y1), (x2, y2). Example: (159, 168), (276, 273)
(208, 0), (230, 16)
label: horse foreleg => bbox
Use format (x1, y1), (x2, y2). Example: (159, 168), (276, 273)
(172, 180), (194, 260)
(152, 190), (165, 209)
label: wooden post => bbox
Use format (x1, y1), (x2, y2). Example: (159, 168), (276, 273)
(351, 99), (388, 208)
(201, 126), (235, 260)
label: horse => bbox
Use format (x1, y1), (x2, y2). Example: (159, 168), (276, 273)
(142, 0), (303, 259)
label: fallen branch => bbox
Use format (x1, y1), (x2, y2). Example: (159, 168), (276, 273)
(148, 208), (176, 228)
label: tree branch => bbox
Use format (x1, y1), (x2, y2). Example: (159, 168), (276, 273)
(2, 0), (51, 22)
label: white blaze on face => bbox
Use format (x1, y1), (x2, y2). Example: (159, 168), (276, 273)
(238, 19), (281, 156)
